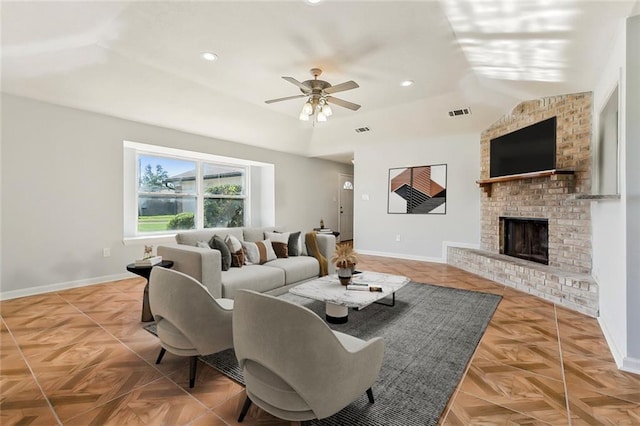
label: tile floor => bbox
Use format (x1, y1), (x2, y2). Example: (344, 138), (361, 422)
(1, 254), (638, 425)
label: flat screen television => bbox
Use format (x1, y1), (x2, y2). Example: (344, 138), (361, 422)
(490, 116), (557, 178)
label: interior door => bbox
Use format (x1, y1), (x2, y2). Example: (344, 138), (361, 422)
(338, 174), (354, 241)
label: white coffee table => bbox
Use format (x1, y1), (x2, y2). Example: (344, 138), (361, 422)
(289, 271), (410, 323)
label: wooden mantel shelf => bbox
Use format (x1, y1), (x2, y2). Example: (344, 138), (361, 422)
(476, 169), (575, 196)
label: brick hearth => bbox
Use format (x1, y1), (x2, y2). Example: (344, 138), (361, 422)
(449, 92), (599, 317)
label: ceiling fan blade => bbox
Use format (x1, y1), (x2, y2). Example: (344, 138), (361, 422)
(282, 76), (311, 92)
(324, 80), (359, 94)
(327, 96), (361, 111)
(265, 94), (307, 104)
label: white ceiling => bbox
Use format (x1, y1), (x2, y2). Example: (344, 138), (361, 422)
(2, 0), (636, 163)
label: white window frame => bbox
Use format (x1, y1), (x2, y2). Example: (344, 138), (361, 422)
(123, 141), (274, 246)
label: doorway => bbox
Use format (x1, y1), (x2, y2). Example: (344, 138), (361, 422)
(338, 174), (354, 242)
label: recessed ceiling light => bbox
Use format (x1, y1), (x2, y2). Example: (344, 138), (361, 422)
(201, 52), (218, 61)
(401, 80), (414, 87)
(306, 0), (322, 4)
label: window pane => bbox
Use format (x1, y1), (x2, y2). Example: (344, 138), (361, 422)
(204, 199), (244, 228)
(138, 195), (196, 232)
(202, 163), (245, 196)
(138, 155), (196, 194)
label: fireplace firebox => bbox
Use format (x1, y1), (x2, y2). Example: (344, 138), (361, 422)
(500, 217), (549, 265)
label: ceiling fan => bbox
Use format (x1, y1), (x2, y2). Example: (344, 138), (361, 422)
(265, 68), (361, 121)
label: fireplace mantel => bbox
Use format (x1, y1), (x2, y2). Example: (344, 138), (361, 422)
(476, 169), (575, 196)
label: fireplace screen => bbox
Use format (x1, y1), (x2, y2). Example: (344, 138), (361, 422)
(500, 217), (549, 265)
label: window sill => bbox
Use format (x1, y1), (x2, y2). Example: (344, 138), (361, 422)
(123, 234), (177, 246)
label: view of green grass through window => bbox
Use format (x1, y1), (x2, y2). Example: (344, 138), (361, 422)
(137, 154), (245, 233)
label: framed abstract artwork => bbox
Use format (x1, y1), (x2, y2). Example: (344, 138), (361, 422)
(388, 164), (447, 214)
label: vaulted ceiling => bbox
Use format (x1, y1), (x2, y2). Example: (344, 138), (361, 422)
(2, 1), (636, 163)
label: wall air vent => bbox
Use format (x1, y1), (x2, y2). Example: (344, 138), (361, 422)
(448, 108), (471, 118)
(355, 127), (370, 133)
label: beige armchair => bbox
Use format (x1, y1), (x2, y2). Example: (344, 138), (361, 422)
(232, 290), (384, 423)
(149, 267), (234, 388)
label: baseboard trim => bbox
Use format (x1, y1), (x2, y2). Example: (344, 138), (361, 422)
(622, 356), (640, 375)
(598, 316), (625, 367)
(0, 273), (133, 301)
(355, 249), (444, 264)
(597, 316), (640, 374)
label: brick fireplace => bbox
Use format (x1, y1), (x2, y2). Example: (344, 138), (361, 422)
(448, 92), (599, 317)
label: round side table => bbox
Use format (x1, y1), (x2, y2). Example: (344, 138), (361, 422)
(126, 260), (174, 322)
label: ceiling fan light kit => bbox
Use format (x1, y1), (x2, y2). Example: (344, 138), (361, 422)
(265, 68), (361, 123)
(322, 103), (332, 116)
(302, 100), (314, 115)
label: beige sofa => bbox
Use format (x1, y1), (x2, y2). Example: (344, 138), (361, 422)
(157, 227), (336, 299)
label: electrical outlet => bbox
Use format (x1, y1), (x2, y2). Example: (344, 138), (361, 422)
(395, 235), (401, 242)
(103, 248), (111, 257)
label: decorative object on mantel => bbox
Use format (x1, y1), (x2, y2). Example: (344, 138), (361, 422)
(388, 164), (447, 214)
(331, 244), (359, 285)
(320, 218), (324, 229)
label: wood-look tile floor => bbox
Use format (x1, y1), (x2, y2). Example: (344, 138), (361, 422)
(2, 254), (639, 425)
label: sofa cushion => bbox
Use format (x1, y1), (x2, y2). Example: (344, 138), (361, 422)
(263, 257), (320, 285)
(176, 228), (243, 247)
(209, 235), (231, 271)
(242, 226), (284, 242)
(243, 227), (271, 243)
(221, 265), (285, 298)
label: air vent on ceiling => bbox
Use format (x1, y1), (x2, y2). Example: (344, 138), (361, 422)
(355, 126), (370, 133)
(448, 107), (471, 118)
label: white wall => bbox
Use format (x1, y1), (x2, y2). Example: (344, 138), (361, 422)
(1, 94), (351, 299)
(624, 14), (640, 371)
(592, 19), (628, 366)
(353, 134), (480, 261)
(592, 13), (640, 373)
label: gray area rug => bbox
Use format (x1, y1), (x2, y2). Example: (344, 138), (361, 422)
(144, 282), (501, 425)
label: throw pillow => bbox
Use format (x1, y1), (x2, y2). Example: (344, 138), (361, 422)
(299, 233), (308, 256)
(230, 249), (245, 268)
(209, 235), (231, 271)
(242, 241), (257, 264)
(196, 241), (211, 249)
(265, 231), (290, 258)
(288, 231), (301, 256)
(242, 240), (277, 265)
(272, 242), (289, 258)
(261, 239), (277, 262)
(223, 235), (245, 268)
(224, 234), (243, 253)
(271, 230), (301, 255)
